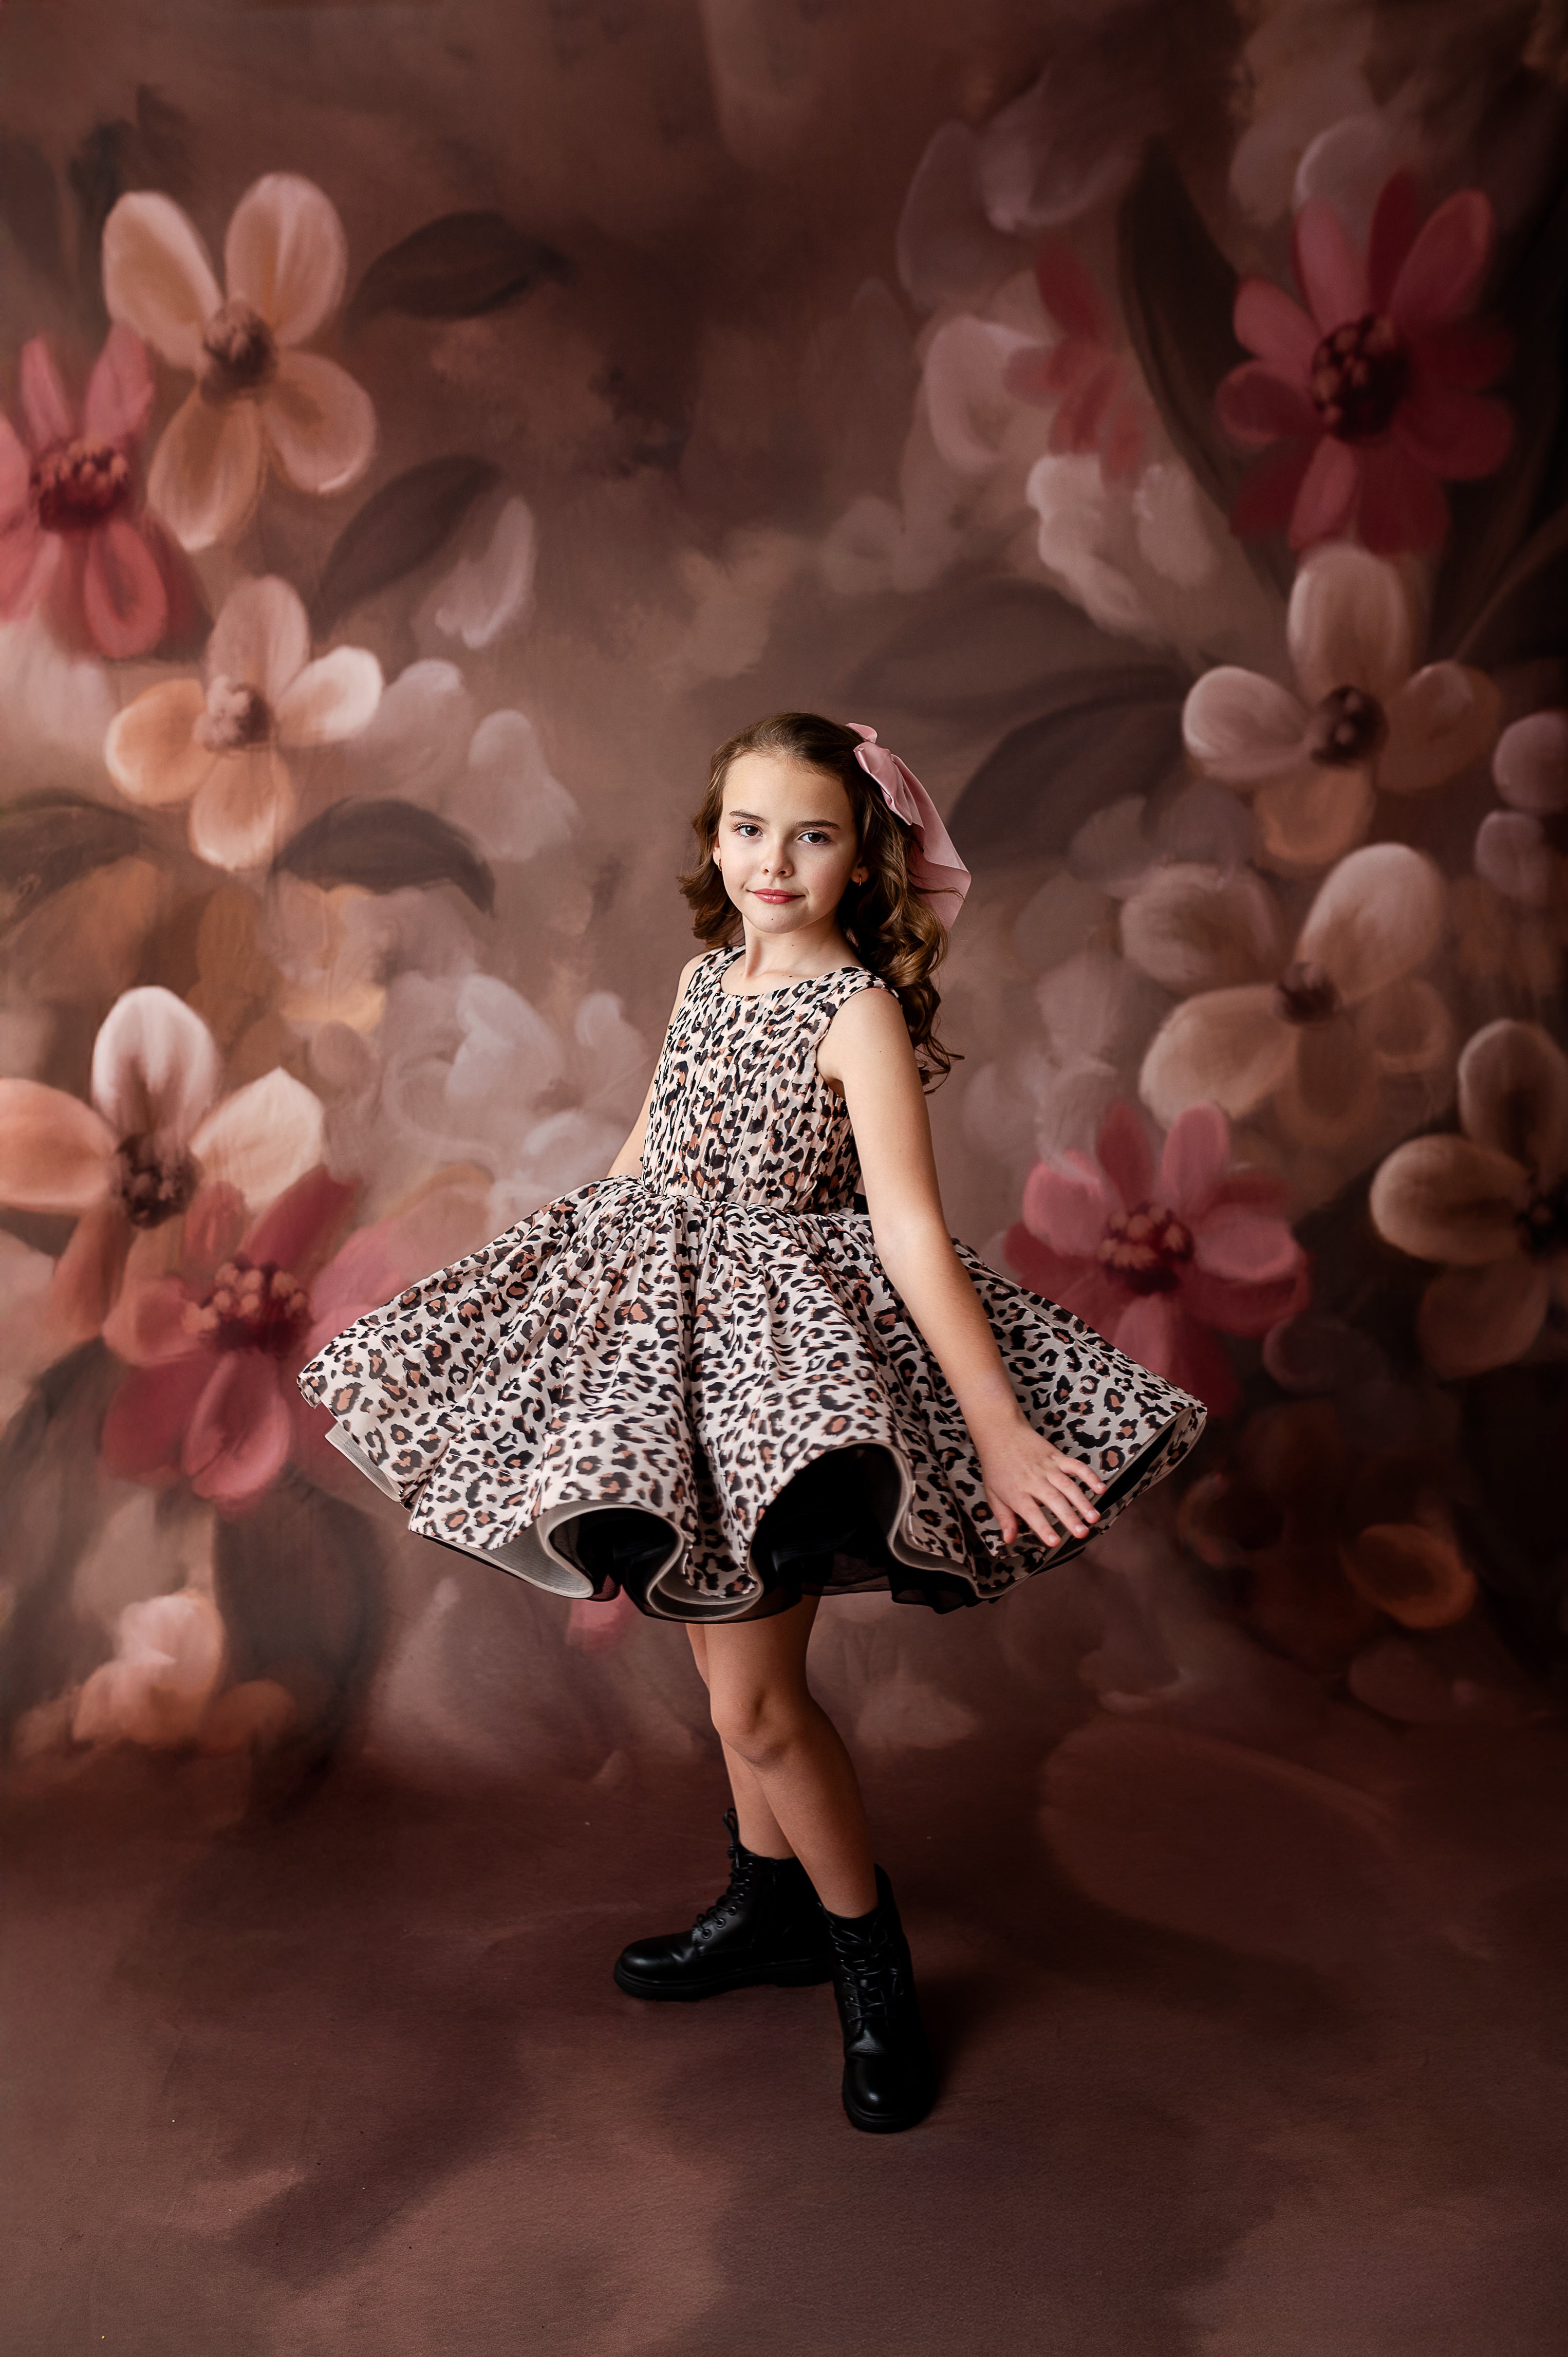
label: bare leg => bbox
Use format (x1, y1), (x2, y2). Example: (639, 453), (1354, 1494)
(685, 1625), (792, 1859)
(687, 1599), (878, 1918)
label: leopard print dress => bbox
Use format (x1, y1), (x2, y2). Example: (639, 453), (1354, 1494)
(297, 945), (1205, 1619)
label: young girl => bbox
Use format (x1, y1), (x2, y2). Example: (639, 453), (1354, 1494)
(297, 711), (1205, 2135)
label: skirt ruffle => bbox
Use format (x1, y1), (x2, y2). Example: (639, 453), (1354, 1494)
(296, 1175), (1206, 1622)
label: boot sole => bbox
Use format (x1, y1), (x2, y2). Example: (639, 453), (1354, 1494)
(613, 1958), (833, 2002)
(842, 2081), (938, 2133)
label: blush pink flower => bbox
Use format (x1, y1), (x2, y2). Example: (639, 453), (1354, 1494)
(1005, 1099), (1309, 1415)
(0, 327), (177, 657)
(1183, 541), (1499, 876)
(102, 175), (375, 551)
(1003, 237), (1152, 481)
(104, 574), (382, 871)
(1218, 171), (1513, 553)
(101, 1163), (491, 1510)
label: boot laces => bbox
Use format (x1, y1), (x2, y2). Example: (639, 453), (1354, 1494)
(692, 1809), (761, 1938)
(828, 1912), (908, 2030)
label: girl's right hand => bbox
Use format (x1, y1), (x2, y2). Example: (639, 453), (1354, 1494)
(976, 1417), (1106, 1550)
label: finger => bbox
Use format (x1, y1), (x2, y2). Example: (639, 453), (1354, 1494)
(1043, 1476), (1094, 1532)
(1033, 1480), (1090, 1538)
(1022, 1498), (1075, 1549)
(1051, 1459), (1105, 1508)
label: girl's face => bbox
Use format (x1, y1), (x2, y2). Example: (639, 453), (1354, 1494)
(714, 752), (867, 940)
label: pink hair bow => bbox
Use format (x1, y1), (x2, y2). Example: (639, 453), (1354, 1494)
(848, 723), (971, 930)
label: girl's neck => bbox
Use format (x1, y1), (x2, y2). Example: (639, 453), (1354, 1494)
(726, 921), (860, 987)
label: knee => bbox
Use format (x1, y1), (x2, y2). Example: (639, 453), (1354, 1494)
(708, 1682), (802, 1768)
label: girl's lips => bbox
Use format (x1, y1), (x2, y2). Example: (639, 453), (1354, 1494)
(752, 890), (798, 902)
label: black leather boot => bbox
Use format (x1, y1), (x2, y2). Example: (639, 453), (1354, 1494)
(613, 1809), (834, 2001)
(823, 1866), (937, 2132)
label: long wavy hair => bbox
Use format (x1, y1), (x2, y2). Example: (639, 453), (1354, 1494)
(678, 711), (957, 1085)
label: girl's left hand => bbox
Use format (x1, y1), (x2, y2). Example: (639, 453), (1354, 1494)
(977, 1418), (1105, 1550)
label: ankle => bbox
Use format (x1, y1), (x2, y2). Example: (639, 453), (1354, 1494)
(821, 1873), (882, 1923)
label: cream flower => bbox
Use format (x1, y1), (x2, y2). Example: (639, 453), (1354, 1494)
(1182, 542), (1498, 875)
(71, 1586), (296, 1752)
(101, 174), (375, 549)
(104, 574), (382, 870)
(1369, 1020), (1568, 1378)
(1134, 844), (1448, 1144)
(0, 984), (325, 1339)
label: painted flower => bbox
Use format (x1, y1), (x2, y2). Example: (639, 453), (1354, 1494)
(72, 1586), (295, 1752)
(102, 174), (375, 550)
(101, 1162), (490, 1510)
(1179, 1394), (1475, 1671)
(0, 985), (324, 1343)
(1133, 843), (1449, 1144)
(0, 327), (177, 658)
(1218, 171), (1513, 552)
(1473, 708), (1568, 909)
(1369, 1019), (1568, 1378)
(1183, 541), (1499, 874)
(1001, 238), (1152, 481)
(1005, 1099), (1308, 1414)
(104, 574), (382, 870)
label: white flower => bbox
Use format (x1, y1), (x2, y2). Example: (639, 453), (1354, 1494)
(1135, 844), (1449, 1145)
(102, 174), (375, 549)
(334, 657), (577, 862)
(1182, 542), (1498, 876)
(71, 1585), (295, 1752)
(103, 576), (382, 870)
(309, 967), (647, 1222)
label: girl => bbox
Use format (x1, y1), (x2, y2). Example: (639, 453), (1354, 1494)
(297, 712), (1205, 2135)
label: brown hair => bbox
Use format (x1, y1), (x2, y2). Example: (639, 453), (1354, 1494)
(678, 711), (957, 1085)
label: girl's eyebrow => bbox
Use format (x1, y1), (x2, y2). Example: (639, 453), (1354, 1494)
(725, 808), (844, 828)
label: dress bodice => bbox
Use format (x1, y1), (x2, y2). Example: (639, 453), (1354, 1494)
(638, 945), (892, 1212)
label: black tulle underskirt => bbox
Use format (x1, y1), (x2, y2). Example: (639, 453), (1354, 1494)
(549, 1432), (1178, 1623)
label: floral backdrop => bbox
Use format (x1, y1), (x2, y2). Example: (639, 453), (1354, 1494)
(2, 0), (1564, 1842)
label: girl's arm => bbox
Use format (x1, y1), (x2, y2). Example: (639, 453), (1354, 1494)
(819, 987), (1105, 1550)
(605, 952), (706, 1179)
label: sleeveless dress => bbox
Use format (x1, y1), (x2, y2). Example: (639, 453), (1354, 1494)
(296, 945), (1205, 1621)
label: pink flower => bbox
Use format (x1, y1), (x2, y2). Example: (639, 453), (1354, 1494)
(1005, 1100), (1309, 1415)
(101, 1163), (490, 1510)
(1003, 238), (1152, 481)
(0, 327), (178, 657)
(1217, 171), (1513, 553)
(0, 984), (324, 1348)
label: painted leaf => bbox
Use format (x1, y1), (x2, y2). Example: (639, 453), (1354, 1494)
(846, 578), (1154, 722)
(1116, 143), (1242, 512)
(350, 210), (573, 325)
(0, 1344), (124, 1741)
(0, 135), (62, 283)
(311, 455), (502, 630)
(945, 669), (1188, 863)
(65, 94), (193, 311)
(1454, 500), (1568, 670)
(1434, 166), (1568, 660)
(1116, 143), (1290, 595)
(213, 1468), (387, 1774)
(0, 793), (147, 938)
(273, 797), (496, 913)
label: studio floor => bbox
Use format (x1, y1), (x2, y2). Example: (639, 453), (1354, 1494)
(6, 1710), (1568, 2357)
